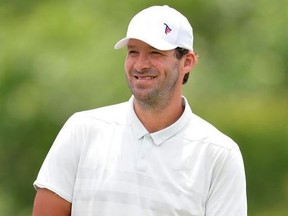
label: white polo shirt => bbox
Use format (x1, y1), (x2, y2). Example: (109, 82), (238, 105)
(34, 96), (247, 216)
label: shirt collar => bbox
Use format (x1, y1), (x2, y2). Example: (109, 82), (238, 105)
(128, 96), (192, 145)
(128, 96), (149, 139)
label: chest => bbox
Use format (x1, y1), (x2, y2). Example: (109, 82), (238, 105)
(72, 127), (214, 216)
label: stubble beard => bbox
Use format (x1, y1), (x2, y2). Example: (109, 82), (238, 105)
(127, 70), (180, 111)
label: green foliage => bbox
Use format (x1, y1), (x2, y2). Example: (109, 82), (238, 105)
(0, 0), (287, 215)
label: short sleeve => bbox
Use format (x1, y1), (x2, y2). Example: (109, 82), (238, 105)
(206, 147), (247, 216)
(33, 114), (84, 202)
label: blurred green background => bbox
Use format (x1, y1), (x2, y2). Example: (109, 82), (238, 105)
(0, 0), (287, 215)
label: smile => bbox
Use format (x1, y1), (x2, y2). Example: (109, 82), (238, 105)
(135, 76), (156, 80)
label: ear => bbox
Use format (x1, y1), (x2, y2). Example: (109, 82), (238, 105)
(182, 51), (197, 72)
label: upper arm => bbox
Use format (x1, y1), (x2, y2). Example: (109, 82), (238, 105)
(206, 147), (247, 216)
(33, 188), (71, 216)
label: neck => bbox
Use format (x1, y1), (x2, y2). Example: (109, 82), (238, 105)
(133, 96), (185, 133)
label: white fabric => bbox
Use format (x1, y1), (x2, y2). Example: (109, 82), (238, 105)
(114, 5), (193, 51)
(34, 96), (247, 216)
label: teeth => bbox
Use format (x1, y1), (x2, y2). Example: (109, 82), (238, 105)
(137, 76), (154, 80)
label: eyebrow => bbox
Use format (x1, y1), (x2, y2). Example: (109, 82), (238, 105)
(127, 45), (172, 58)
(127, 45), (137, 49)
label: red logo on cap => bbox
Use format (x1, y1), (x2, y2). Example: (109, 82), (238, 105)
(164, 23), (172, 34)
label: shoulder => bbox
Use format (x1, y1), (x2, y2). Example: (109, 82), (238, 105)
(68, 101), (130, 126)
(184, 113), (239, 151)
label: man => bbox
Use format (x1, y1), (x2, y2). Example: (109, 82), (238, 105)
(33, 5), (247, 216)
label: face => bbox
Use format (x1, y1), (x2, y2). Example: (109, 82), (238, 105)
(125, 39), (186, 108)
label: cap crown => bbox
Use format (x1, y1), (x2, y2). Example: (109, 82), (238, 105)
(115, 5), (193, 51)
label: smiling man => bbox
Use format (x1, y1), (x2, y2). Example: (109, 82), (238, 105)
(33, 5), (247, 216)
(124, 39), (195, 132)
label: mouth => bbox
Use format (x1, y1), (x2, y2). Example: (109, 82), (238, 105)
(135, 75), (156, 80)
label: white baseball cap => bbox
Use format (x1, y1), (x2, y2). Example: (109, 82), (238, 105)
(114, 5), (193, 51)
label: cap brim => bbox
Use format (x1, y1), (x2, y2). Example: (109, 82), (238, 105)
(114, 38), (130, 49)
(114, 36), (177, 51)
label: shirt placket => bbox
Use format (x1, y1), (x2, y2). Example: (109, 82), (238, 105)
(136, 134), (153, 172)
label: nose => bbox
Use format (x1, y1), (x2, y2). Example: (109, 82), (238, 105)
(134, 53), (150, 72)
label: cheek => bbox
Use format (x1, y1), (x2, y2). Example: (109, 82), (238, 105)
(124, 59), (132, 73)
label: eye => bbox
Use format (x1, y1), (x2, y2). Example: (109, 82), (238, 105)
(128, 50), (139, 56)
(151, 51), (163, 56)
